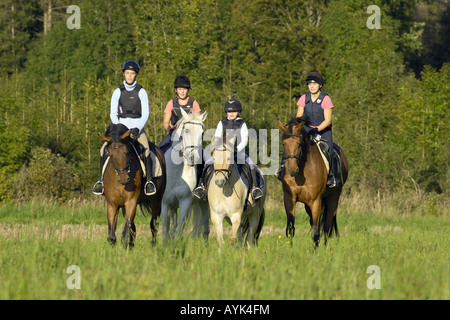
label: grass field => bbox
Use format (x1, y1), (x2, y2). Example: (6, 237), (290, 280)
(0, 200), (448, 300)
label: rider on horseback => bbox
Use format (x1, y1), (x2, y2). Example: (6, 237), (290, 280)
(92, 60), (157, 196)
(193, 99), (264, 201)
(276, 71), (339, 188)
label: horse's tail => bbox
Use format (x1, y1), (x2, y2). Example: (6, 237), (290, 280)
(242, 207), (265, 244)
(139, 202), (152, 217)
(255, 208), (265, 241)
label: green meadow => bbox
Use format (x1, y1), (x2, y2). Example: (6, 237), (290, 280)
(0, 201), (448, 300)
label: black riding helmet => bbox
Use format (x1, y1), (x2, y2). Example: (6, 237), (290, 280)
(224, 99), (242, 113)
(174, 75), (191, 89)
(305, 71), (324, 84)
(122, 60), (140, 74)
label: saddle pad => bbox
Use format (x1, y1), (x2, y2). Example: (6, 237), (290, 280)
(315, 140), (330, 174)
(102, 148), (163, 178)
(235, 164), (265, 190)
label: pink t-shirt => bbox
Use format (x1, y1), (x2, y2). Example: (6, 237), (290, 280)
(297, 93), (334, 109)
(164, 98), (201, 114)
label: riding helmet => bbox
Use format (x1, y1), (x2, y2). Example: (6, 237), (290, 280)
(122, 60), (140, 74)
(305, 71), (324, 84)
(174, 75), (191, 89)
(224, 99), (242, 113)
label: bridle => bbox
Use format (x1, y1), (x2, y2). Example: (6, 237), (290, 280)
(108, 141), (131, 184)
(283, 130), (305, 165)
(178, 121), (204, 165)
(213, 146), (233, 180)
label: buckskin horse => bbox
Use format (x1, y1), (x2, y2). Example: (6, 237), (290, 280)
(208, 136), (265, 248)
(99, 123), (166, 249)
(277, 117), (348, 246)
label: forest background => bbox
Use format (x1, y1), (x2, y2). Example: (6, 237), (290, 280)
(0, 0), (448, 215)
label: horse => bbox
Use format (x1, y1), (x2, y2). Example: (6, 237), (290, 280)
(160, 109), (210, 241)
(99, 123), (166, 249)
(208, 136), (265, 248)
(277, 117), (348, 246)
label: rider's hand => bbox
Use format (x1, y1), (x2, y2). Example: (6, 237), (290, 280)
(130, 128), (140, 139)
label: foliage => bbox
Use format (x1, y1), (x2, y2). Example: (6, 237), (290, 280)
(0, 0), (448, 205)
(14, 146), (81, 203)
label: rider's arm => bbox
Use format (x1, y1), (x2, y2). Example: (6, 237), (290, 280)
(110, 88), (121, 124)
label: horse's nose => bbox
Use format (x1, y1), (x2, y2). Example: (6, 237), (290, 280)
(215, 176), (225, 188)
(288, 168), (299, 176)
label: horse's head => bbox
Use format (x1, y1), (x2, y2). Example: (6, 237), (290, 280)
(175, 109), (207, 166)
(99, 124), (132, 185)
(212, 135), (236, 188)
(278, 117), (307, 177)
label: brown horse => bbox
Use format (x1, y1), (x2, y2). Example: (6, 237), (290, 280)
(277, 117), (348, 246)
(99, 123), (166, 249)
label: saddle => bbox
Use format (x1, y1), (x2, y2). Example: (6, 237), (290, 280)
(314, 139), (343, 187)
(102, 141), (164, 178)
(236, 163), (265, 210)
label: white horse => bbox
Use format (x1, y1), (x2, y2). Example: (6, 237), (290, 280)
(160, 109), (210, 241)
(208, 136), (266, 248)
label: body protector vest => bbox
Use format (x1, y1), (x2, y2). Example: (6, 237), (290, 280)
(118, 83), (142, 118)
(303, 91), (330, 128)
(170, 96), (196, 125)
(221, 117), (244, 152)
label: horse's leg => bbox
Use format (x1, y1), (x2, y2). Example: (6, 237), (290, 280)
(150, 200), (161, 245)
(283, 193), (296, 241)
(230, 212), (242, 248)
(310, 199), (322, 246)
(107, 203), (118, 246)
(176, 197), (193, 237)
(160, 201), (171, 241)
(210, 210), (224, 247)
(122, 201), (137, 249)
(191, 202), (200, 238)
(323, 191), (341, 244)
(245, 212), (259, 248)
(200, 202), (210, 242)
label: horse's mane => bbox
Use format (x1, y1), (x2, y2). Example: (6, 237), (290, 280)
(175, 112), (205, 128)
(105, 123), (130, 143)
(283, 116), (307, 137)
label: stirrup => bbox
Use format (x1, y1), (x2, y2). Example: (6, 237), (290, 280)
(145, 181), (157, 195)
(92, 181), (104, 195)
(193, 185), (207, 201)
(251, 187), (263, 200)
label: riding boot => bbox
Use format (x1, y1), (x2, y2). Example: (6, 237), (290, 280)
(92, 153), (107, 195)
(326, 150), (338, 188)
(144, 154), (156, 195)
(250, 168), (263, 200)
(274, 152), (286, 181)
(193, 164), (213, 201)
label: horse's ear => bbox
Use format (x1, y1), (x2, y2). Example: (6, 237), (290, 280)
(201, 110), (208, 122)
(277, 119), (287, 132)
(293, 120), (304, 133)
(120, 129), (131, 140)
(99, 134), (111, 143)
(180, 107), (188, 118)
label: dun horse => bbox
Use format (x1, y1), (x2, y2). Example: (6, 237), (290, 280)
(208, 136), (265, 247)
(278, 117), (348, 246)
(160, 109), (210, 241)
(99, 123), (166, 249)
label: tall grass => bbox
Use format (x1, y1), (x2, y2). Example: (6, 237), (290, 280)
(0, 197), (448, 300)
